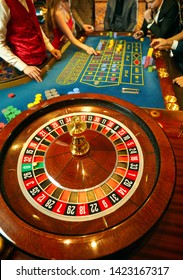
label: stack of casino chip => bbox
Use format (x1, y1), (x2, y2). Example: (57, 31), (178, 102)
(27, 93), (43, 108)
(116, 44), (123, 53)
(45, 88), (59, 99)
(97, 41), (104, 51)
(2, 106), (21, 122)
(108, 39), (115, 50)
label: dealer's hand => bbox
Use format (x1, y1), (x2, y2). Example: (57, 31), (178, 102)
(51, 48), (62, 60)
(23, 65), (42, 82)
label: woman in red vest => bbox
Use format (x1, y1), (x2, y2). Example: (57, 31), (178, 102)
(45, 0), (97, 55)
(0, 0), (61, 82)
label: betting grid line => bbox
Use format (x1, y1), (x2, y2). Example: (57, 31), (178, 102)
(56, 38), (144, 87)
(56, 52), (90, 85)
(121, 41), (144, 86)
(80, 39), (123, 87)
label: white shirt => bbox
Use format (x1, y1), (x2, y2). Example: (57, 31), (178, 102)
(147, 0), (164, 29)
(171, 40), (178, 50)
(0, 0), (54, 71)
(169, 40), (178, 57)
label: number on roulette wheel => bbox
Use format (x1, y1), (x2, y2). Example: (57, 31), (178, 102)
(0, 94), (175, 259)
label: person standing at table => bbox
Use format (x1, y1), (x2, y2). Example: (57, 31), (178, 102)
(150, 30), (183, 87)
(104, 0), (138, 32)
(133, 0), (182, 40)
(71, 0), (95, 33)
(0, 0), (61, 82)
(46, 0), (97, 55)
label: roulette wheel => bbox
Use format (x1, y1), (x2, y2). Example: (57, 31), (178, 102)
(0, 94), (175, 259)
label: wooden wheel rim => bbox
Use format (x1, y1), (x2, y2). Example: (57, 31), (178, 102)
(0, 94), (175, 259)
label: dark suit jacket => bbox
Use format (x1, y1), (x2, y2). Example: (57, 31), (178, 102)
(71, 0), (95, 28)
(172, 40), (183, 69)
(104, 0), (138, 31)
(141, 0), (181, 38)
(176, 40), (183, 53)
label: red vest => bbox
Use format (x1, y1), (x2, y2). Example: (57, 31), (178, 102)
(5, 0), (47, 65)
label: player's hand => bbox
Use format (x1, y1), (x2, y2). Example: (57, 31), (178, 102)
(133, 30), (144, 40)
(83, 24), (94, 33)
(144, 9), (152, 23)
(60, 35), (68, 44)
(173, 76), (183, 87)
(85, 46), (98, 55)
(23, 66), (42, 82)
(51, 49), (62, 60)
(150, 38), (173, 50)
